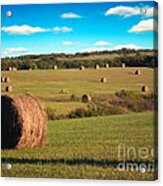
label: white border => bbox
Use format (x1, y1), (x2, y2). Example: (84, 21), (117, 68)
(0, 0), (162, 186)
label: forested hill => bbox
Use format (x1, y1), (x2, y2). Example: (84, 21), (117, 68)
(2, 49), (158, 70)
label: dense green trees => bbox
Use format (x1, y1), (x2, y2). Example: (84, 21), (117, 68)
(1, 49), (158, 71)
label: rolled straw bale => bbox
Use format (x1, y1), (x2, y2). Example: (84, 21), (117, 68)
(121, 63), (126, 68)
(79, 65), (85, 70)
(6, 85), (12, 92)
(1, 94), (47, 149)
(95, 64), (100, 70)
(105, 64), (109, 68)
(101, 77), (107, 83)
(4, 77), (11, 83)
(142, 86), (149, 92)
(1, 77), (5, 83)
(135, 69), (141, 75)
(8, 66), (12, 71)
(82, 94), (92, 103)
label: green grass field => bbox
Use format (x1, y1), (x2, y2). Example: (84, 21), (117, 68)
(2, 67), (154, 116)
(1, 68), (157, 180)
(1, 112), (156, 180)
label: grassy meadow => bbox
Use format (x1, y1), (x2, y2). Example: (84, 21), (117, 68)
(1, 67), (157, 180)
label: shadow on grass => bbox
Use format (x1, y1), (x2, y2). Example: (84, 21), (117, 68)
(1, 157), (157, 168)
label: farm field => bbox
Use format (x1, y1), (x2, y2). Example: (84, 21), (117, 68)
(1, 112), (156, 180)
(1, 67), (154, 116)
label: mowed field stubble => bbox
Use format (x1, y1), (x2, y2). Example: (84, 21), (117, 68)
(1, 67), (157, 180)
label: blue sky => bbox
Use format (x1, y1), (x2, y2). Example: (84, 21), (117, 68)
(1, 1), (158, 57)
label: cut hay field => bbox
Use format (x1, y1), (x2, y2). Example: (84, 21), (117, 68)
(1, 112), (156, 180)
(1, 67), (154, 116)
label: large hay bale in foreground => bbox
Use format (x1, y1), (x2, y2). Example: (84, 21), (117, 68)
(142, 86), (149, 92)
(6, 85), (12, 92)
(135, 69), (141, 75)
(4, 77), (11, 83)
(101, 77), (107, 83)
(82, 94), (92, 103)
(1, 94), (47, 149)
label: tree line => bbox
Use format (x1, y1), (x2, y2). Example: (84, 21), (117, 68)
(1, 49), (158, 71)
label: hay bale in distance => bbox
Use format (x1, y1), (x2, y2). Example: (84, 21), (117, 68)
(53, 65), (58, 70)
(79, 65), (85, 70)
(1, 77), (5, 83)
(1, 94), (47, 149)
(82, 94), (92, 103)
(8, 66), (12, 71)
(135, 69), (141, 75)
(13, 67), (17, 71)
(6, 85), (12, 92)
(105, 64), (109, 68)
(101, 77), (107, 83)
(142, 86), (149, 92)
(95, 64), (100, 70)
(121, 63), (126, 68)
(4, 77), (11, 83)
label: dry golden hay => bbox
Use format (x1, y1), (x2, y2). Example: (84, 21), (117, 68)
(121, 63), (126, 68)
(101, 77), (107, 83)
(95, 64), (100, 69)
(105, 64), (109, 68)
(4, 77), (11, 83)
(8, 66), (12, 71)
(79, 65), (85, 70)
(1, 77), (5, 83)
(53, 65), (58, 70)
(12, 67), (17, 71)
(135, 69), (141, 75)
(1, 94), (47, 149)
(29, 68), (32, 71)
(82, 94), (92, 103)
(6, 85), (12, 92)
(142, 86), (149, 92)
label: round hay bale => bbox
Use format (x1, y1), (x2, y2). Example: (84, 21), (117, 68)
(95, 64), (100, 70)
(53, 65), (58, 70)
(101, 77), (107, 83)
(121, 63), (126, 68)
(79, 65), (85, 71)
(105, 64), (109, 68)
(29, 68), (32, 71)
(82, 94), (92, 103)
(6, 85), (12, 92)
(135, 69), (141, 75)
(142, 86), (149, 92)
(1, 77), (5, 83)
(1, 94), (47, 149)
(13, 67), (17, 71)
(4, 77), (11, 83)
(8, 66), (12, 71)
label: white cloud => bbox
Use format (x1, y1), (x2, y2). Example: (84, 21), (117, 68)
(105, 6), (157, 17)
(94, 41), (110, 47)
(3, 48), (28, 56)
(1, 25), (50, 35)
(128, 19), (158, 33)
(53, 26), (73, 32)
(62, 41), (79, 45)
(113, 44), (141, 50)
(61, 12), (81, 18)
